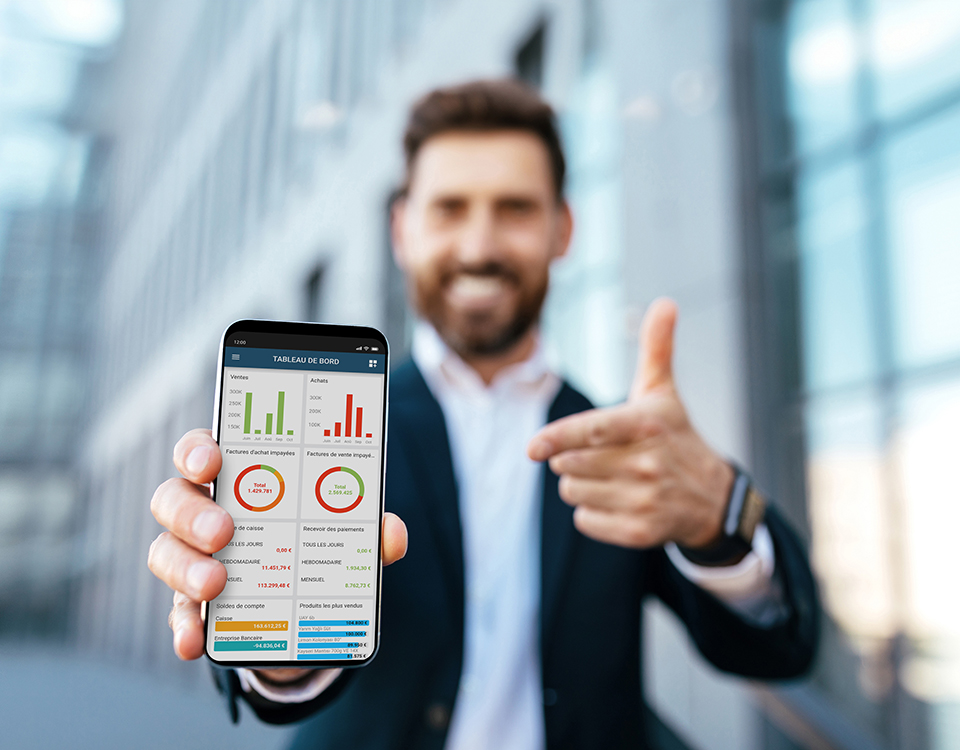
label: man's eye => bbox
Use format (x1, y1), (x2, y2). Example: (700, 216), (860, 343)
(434, 201), (465, 218)
(500, 201), (537, 216)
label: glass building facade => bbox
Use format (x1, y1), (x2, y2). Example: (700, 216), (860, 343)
(738, 0), (960, 746)
(0, 0), (120, 633)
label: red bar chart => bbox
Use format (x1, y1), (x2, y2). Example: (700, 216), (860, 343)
(329, 393), (374, 439)
(304, 372), (382, 445)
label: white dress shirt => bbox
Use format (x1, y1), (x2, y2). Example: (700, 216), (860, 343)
(240, 322), (784, 746)
(415, 324), (560, 750)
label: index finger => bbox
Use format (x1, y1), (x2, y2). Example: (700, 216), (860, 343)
(528, 403), (662, 461)
(173, 428), (222, 485)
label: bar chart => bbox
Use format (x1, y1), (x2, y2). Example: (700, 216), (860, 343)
(221, 369), (304, 443)
(207, 598), (294, 662)
(296, 598), (375, 662)
(321, 393), (373, 439)
(304, 371), (383, 445)
(296, 619), (369, 660)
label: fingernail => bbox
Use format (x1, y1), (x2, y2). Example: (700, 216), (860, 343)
(187, 560), (216, 595)
(193, 510), (226, 545)
(173, 626), (190, 660)
(529, 437), (550, 459)
(186, 445), (213, 477)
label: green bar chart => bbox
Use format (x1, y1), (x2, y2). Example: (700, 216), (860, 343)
(222, 370), (304, 443)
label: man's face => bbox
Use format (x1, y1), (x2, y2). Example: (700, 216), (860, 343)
(392, 130), (572, 359)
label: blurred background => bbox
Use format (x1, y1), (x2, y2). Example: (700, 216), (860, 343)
(0, 0), (958, 747)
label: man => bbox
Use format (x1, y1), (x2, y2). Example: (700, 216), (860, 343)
(148, 79), (818, 748)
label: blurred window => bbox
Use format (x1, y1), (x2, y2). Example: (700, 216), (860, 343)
(796, 158), (877, 390)
(0, 0), (116, 633)
(786, 0), (861, 154)
(540, 13), (629, 406)
(743, 0), (960, 746)
(868, 0), (960, 119)
(884, 106), (960, 369)
(382, 192), (412, 362)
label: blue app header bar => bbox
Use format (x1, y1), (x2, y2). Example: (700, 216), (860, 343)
(225, 347), (385, 374)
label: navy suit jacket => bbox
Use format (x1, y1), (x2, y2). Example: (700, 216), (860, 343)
(215, 361), (818, 748)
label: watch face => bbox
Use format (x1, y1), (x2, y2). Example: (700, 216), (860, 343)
(739, 486), (767, 543)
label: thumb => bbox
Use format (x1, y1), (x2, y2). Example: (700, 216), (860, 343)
(630, 297), (678, 400)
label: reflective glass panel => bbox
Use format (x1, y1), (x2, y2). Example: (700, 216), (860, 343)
(786, 0), (861, 155)
(868, 0), (960, 119)
(545, 63), (627, 405)
(805, 388), (896, 742)
(884, 104), (960, 369)
(896, 377), (960, 646)
(796, 159), (878, 391)
(895, 376), (960, 726)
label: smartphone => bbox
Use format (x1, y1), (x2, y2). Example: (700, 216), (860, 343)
(204, 320), (388, 668)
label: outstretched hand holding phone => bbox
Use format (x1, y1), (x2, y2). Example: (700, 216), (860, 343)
(148, 428), (407, 680)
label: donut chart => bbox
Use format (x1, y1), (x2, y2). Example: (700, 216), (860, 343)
(234, 464), (285, 512)
(315, 466), (365, 513)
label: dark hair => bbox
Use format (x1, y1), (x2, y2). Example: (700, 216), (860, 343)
(401, 78), (566, 201)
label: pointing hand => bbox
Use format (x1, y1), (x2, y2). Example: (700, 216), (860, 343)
(527, 299), (734, 550)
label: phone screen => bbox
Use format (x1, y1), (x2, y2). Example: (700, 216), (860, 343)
(204, 321), (388, 667)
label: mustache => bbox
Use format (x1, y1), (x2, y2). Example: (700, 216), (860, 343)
(439, 262), (521, 285)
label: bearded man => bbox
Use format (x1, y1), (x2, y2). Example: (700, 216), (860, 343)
(148, 79), (818, 749)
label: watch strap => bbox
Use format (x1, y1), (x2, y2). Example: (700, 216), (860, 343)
(677, 464), (766, 567)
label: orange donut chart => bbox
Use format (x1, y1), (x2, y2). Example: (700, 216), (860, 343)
(234, 464), (285, 512)
(315, 466), (364, 513)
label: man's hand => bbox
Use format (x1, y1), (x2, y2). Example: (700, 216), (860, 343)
(148, 429), (408, 677)
(527, 298), (734, 550)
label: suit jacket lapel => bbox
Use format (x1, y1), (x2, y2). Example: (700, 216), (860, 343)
(540, 383), (584, 648)
(391, 363), (465, 628)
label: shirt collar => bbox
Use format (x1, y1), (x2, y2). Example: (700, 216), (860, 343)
(411, 321), (556, 397)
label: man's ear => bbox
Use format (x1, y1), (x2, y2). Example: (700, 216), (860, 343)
(553, 200), (574, 261)
(389, 195), (408, 270)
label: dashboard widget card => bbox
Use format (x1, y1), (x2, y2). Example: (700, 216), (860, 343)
(209, 598), (294, 661)
(300, 448), (381, 522)
(219, 446), (301, 520)
(220, 369), (305, 444)
(297, 522), (378, 597)
(296, 598), (375, 662)
(304, 372), (383, 446)
(216, 521), (297, 597)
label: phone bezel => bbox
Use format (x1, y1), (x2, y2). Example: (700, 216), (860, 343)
(203, 319), (389, 669)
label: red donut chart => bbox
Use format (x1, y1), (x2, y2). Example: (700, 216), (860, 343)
(315, 466), (364, 513)
(234, 464), (285, 512)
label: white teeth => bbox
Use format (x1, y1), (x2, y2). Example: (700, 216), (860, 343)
(448, 275), (506, 301)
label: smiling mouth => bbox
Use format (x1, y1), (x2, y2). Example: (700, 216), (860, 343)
(445, 274), (513, 308)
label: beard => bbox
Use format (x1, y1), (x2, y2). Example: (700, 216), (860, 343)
(409, 259), (549, 359)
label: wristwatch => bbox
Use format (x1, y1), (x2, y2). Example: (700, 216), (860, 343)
(677, 464), (767, 567)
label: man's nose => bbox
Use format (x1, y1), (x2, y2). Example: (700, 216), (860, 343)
(455, 207), (499, 265)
